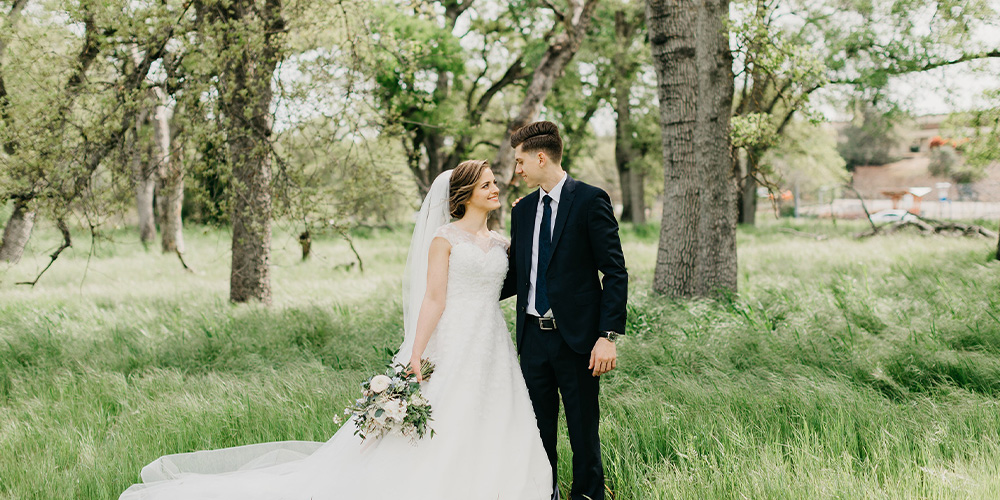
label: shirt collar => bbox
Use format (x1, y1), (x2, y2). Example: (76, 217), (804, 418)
(539, 172), (567, 204)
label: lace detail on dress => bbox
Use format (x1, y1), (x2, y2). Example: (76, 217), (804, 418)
(432, 223), (509, 253)
(427, 223), (509, 314)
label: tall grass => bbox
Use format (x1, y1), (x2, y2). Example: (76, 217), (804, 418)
(1, 217), (999, 499)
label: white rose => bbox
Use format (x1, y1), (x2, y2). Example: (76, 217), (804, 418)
(369, 375), (392, 393)
(383, 399), (407, 422)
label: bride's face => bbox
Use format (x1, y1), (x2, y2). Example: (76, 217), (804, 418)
(466, 168), (501, 213)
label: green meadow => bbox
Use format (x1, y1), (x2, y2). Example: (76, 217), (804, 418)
(2, 218), (999, 499)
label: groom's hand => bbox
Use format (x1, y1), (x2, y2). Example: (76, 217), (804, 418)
(589, 339), (617, 377)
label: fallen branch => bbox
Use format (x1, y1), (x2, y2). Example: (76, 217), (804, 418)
(856, 218), (998, 239)
(776, 227), (828, 240)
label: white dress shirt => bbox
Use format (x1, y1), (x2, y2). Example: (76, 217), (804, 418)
(527, 172), (567, 317)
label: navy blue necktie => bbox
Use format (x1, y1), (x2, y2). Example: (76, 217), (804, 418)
(535, 195), (552, 316)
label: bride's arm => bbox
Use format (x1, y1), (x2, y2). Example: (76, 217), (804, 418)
(408, 236), (451, 381)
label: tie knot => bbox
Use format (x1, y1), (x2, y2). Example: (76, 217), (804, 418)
(542, 195), (552, 206)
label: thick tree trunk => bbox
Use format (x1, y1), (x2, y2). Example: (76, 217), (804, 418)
(648, 0), (736, 297)
(152, 88), (184, 254)
(692, 0), (737, 293)
(216, 0), (284, 305)
(489, 0), (600, 229)
(0, 199), (35, 264)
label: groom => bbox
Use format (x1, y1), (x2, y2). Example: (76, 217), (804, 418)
(501, 121), (628, 500)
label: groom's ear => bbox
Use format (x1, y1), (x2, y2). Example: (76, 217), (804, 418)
(537, 151), (546, 167)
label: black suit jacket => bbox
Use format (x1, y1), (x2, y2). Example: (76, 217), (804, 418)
(501, 176), (628, 354)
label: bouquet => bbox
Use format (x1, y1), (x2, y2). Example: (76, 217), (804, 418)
(340, 356), (436, 444)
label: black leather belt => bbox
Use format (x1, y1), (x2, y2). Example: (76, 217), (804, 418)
(527, 314), (558, 331)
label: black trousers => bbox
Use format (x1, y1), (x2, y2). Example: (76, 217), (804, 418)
(520, 319), (604, 500)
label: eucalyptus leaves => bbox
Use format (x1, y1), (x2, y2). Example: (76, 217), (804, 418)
(341, 357), (436, 445)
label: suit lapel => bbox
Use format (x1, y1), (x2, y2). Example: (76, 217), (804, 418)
(549, 176), (576, 254)
(518, 190), (539, 281)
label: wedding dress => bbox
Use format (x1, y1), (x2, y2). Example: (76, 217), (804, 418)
(120, 172), (552, 500)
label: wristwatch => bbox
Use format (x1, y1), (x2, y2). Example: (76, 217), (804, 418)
(599, 331), (621, 343)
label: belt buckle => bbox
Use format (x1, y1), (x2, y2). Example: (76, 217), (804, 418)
(538, 317), (557, 331)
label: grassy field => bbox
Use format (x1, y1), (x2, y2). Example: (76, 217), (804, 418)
(1, 217), (999, 499)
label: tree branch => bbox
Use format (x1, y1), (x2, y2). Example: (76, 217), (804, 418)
(541, 0), (566, 22)
(829, 49), (1000, 85)
(16, 217), (71, 287)
(469, 55), (527, 126)
(470, 139), (500, 150)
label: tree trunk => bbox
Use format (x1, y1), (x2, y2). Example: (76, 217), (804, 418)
(489, 0), (600, 229)
(134, 143), (158, 246)
(216, 0), (284, 305)
(153, 87), (184, 254)
(128, 103), (157, 247)
(299, 230), (311, 261)
(648, 0), (736, 298)
(738, 162), (757, 225)
(614, 22), (636, 223)
(996, 219), (999, 261)
(613, 7), (645, 225)
(630, 166), (646, 224)
(617, 168), (633, 222)
(0, 199), (35, 264)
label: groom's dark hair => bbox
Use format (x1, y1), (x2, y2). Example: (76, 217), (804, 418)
(510, 121), (563, 164)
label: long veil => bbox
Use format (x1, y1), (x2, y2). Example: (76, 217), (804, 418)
(395, 169), (453, 364)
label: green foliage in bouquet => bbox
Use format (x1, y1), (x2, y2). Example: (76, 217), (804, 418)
(342, 354), (436, 444)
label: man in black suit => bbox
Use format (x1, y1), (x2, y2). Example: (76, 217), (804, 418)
(501, 121), (628, 500)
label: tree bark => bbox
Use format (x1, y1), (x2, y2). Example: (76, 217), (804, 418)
(153, 87), (184, 254)
(614, 8), (636, 223)
(648, 0), (736, 298)
(737, 152), (758, 226)
(0, 199), (35, 264)
(629, 164), (646, 224)
(615, 85), (647, 223)
(996, 219), (999, 261)
(611, 7), (645, 225)
(490, 0), (600, 228)
(215, 0), (284, 305)
(134, 141), (158, 246)
(127, 102), (157, 247)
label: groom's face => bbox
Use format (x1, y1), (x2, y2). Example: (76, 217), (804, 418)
(513, 145), (546, 189)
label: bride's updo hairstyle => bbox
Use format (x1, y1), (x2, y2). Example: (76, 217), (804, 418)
(449, 159), (491, 219)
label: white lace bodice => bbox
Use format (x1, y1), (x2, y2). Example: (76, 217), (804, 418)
(433, 223), (509, 304)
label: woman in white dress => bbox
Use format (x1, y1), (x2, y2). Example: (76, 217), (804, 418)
(119, 161), (553, 499)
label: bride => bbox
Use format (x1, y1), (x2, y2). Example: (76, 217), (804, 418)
(119, 160), (553, 499)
